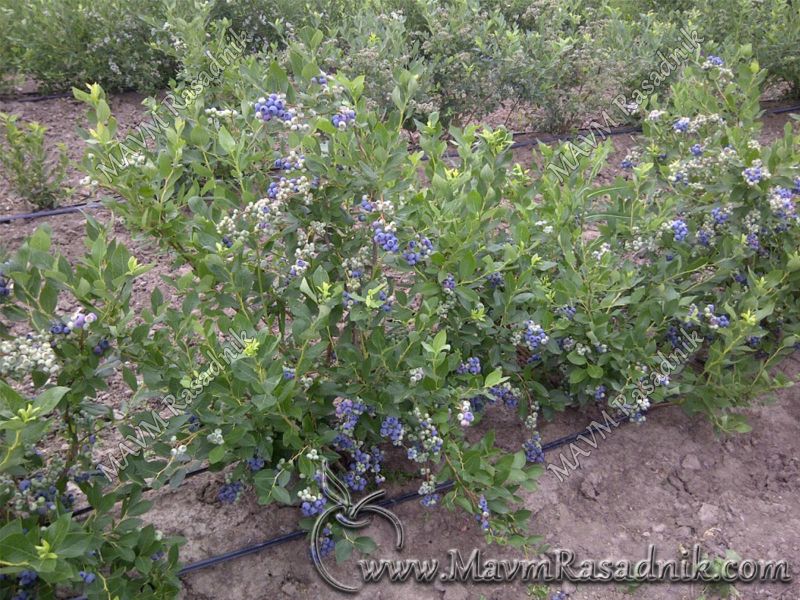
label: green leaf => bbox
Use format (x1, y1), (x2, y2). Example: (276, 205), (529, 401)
(29, 228), (51, 252)
(208, 445), (227, 464)
(271, 486), (292, 504)
(353, 536), (377, 554)
(335, 539), (354, 563)
(0, 381), (25, 412)
(33, 387), (69, 414)
(568, 369), (587, 384)
(586, 364), (603, 379)
(299, 278), (317, 303)
(483, 368), (505, 389)
(39, 281), (58, 313)
(458, 252), (477, 279)
(566, 352), (586, 365)
(432, 330), (448, 354)
(0, 533), (39, 564)
(126, 499), (153, 517)
(218, 126), (236, 155)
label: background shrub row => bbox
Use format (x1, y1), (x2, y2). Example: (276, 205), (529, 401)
(1, 0), (799, 131)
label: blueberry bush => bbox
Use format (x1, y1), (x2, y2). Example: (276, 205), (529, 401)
(0, 113), (69, 209)
(0, 0), (177, 93)
(1, 0), (798, 129)
(0, 20), (798, 600)
(0, 226), (182, 598)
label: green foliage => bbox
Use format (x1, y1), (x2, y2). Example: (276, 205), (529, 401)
(0, 113), (68, 209)
(0, 17), (798, 600)
(0, 0), (176, 92)
(0, 224), (183, 598)
(1, 0), (799, 123)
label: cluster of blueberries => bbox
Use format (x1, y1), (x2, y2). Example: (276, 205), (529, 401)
(488, 384), (519, 408)
(246, 456), (265, 471)
(217, 481), (243, 504)
(300, 495), (327, 518)
(343, 446), (385, 492)
(523, 434), (545, 463)
(273, 154), (305, 171)
(253, 95), (295, 123)
(456, 356), (481, 375)
(671, 218), (689, 242)
(486, 272), (504, 288)
(673, 117), (691, 133)
(0, 272), (10, 297)
(92, 339), (111, 356)
(742, 163), (767, 186)
(312, 526), (335, 561)
(402, 237), (434, 266)
(476, 495), (491, 531)
(373, 225), (400, 252)
(557, 305), (577, 320)
(331, 107), (356, 129)
(3, 566), (93, 598)
(379, 416), (404, 445)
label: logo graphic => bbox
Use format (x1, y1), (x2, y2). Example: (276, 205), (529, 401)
(311, 461), (404, 593)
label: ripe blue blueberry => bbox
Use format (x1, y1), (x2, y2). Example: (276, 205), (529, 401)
(746, 336), (761, 348)
(486, 272), (504, 288)
(78, 571), (96, 584)
(710, 207), (729, 225)
(246, 456), (265, 471)
(373, 228), (400, 252)
(557, 305), (576, 320)
(312, 526), (335, 562)
(18, 571), (37, 587)
(673, 117), (690, 133)
(420, 493), (440, 508)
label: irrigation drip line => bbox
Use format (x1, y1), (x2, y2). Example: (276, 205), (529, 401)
(0, 202), (101, 224)
(0, 91), (74, 103)
(765, 104), (800, 115)
(178, 417), (623, 576)
(432, 123), (645, 161)
(2, 103), (798, 226)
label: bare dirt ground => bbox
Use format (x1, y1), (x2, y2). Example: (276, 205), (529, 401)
(1, 93), (798, 600)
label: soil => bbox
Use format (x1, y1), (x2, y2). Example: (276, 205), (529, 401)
(0, 93), (798, 600)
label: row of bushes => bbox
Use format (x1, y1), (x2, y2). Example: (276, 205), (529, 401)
(0, 29), (797, 596)
(1, 0), (799, 131)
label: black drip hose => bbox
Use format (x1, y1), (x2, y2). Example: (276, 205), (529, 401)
(178, 418), (621, 575)
(0, 92), (74, 103)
